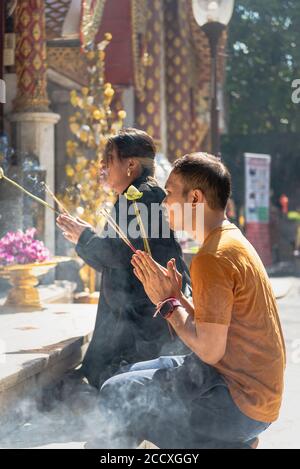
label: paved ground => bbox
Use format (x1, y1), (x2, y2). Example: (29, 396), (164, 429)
(0, 277), (299, 449)
(260, 277), (300, 449)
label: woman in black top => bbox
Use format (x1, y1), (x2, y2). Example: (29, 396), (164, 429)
(57, 129), (190, 388)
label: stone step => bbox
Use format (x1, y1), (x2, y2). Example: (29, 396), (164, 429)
(0, 303), (96, 436)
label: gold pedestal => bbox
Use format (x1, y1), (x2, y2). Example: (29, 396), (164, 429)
(5, 268), (42, 309)
(0, 257), (70, 310)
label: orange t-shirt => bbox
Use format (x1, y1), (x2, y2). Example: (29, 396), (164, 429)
(190, 223), (286, 423)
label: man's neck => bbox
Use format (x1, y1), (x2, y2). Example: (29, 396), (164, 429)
(194, 210), (228, 244)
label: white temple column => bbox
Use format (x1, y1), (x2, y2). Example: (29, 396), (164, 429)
(9, 112), (60, 254)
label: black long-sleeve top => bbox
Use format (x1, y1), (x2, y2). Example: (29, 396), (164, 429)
(75, 171), (190, 387)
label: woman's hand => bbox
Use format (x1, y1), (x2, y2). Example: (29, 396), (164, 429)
(131, 251), (182, 305)
(56, 214), (93, 244)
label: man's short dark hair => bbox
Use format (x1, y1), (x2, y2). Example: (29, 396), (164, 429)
(172, 153), (232, 210)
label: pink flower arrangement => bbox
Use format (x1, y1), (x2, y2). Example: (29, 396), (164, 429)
(0, 228), (50, 266)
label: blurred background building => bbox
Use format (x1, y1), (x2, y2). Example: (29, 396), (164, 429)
(1, 0), (299, 273)
(0, 0), (227, 254)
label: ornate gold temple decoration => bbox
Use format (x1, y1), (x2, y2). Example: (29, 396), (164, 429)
(164, 0), (222, 158)
(164, 0), (194, 160)
(80, 0), (106, 49)
(47, 47), (89, 86)
(60, 34), (123, 228)
(0, 257), (69, 310)
(134, 0), (163, 146)
(110, 87), (126, 120)
(45, 0), (72, 39)
(131, 0), (149, 102)
(14, 0), (50, 112)
(60, 35), (126, 299)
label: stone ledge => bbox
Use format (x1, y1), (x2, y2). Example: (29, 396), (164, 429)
(0, 303), (96, 435)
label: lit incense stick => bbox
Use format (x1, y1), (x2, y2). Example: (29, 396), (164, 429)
(101, 208), (137, 253)
(100, 208), (136, 253)
(43, 182), (70, 215)
(0, 166), (60, 215)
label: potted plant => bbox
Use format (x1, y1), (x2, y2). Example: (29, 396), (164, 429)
(0, 229), (68, 309)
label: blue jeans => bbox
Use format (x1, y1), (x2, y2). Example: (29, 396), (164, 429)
(98, 354), (271, 449)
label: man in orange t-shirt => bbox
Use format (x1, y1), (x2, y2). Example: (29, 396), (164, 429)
(98, 153), (285, 449)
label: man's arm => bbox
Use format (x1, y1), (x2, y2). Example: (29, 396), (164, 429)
(132, 251), (231, 366)
(179, 293), (195, 316)
(167, 307), (229, 365)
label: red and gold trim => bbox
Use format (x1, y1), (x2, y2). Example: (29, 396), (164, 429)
(134, 0), (163, 147)
(14, 0), (50, 112)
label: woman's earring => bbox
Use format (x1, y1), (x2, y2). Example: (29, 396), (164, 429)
(127, 169), (131, 177)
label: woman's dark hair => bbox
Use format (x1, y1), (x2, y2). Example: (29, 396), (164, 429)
(104, 129), (156, 159)
(104, 128), (156, 176)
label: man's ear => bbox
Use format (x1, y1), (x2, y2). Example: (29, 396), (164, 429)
(188, 189), (204, 206)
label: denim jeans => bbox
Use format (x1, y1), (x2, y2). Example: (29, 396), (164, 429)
(98, 353), (271, 449)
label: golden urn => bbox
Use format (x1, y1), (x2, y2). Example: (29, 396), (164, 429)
(0, 257), (70, 310)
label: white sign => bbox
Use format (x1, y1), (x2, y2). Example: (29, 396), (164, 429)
(245, 153), (271, 223)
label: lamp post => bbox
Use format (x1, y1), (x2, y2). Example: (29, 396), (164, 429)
(192, 0), (235, 157)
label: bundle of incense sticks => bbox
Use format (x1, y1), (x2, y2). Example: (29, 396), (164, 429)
(42, 183), (70, 216)
(132, 202), (151, 256)
(0, 166), (60, 215)
(100, 208), (137, 253)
